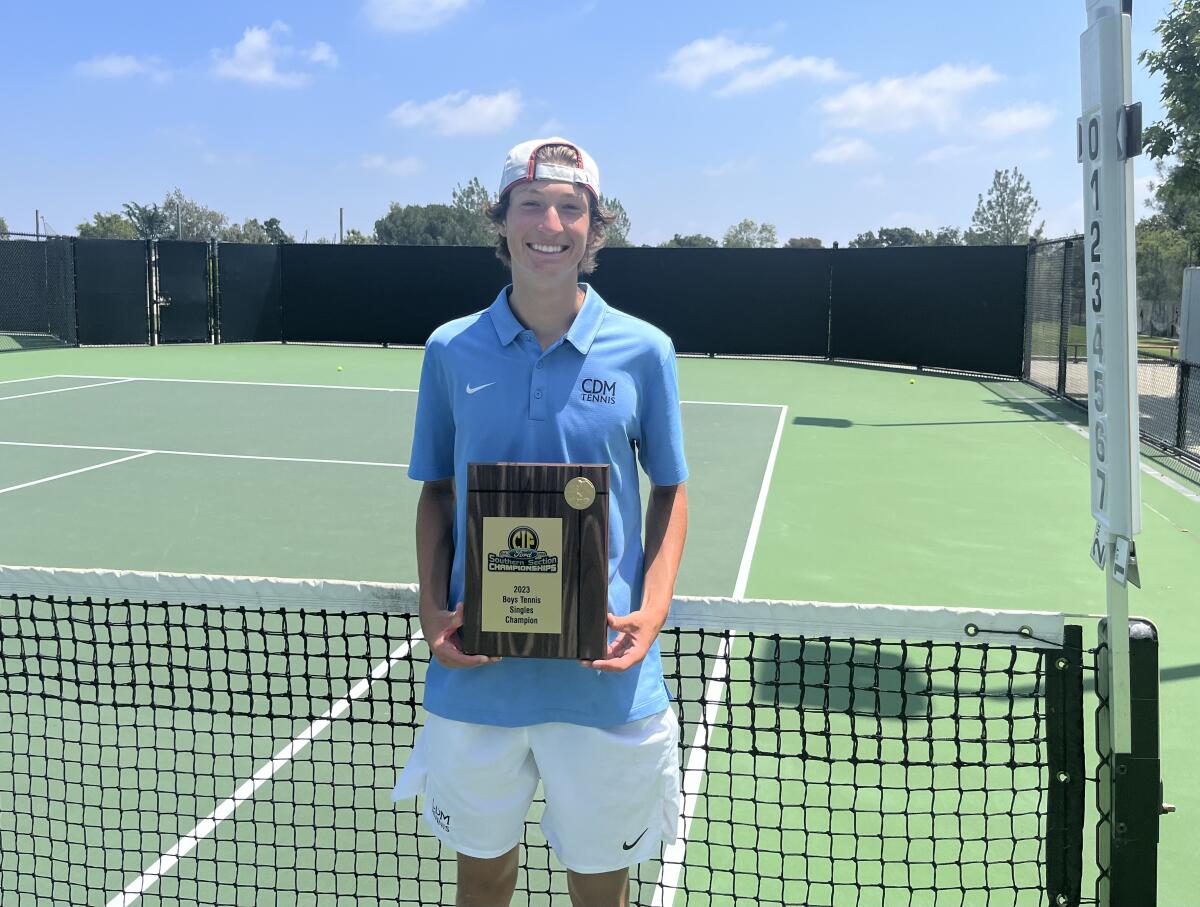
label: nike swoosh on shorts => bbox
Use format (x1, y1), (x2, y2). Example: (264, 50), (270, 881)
(622, 829), (648, 851)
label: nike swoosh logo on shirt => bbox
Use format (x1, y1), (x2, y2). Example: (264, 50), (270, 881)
(622, 829), (648, 851)
(466, 382), (496, 394)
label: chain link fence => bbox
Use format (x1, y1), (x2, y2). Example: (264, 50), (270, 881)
(1024, 236), (1198, 485)
(0, 235), (77, 348)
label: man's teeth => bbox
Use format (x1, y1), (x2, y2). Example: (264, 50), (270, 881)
(530, 243), (567, 253)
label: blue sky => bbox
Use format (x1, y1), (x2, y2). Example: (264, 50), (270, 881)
(0, 0), (1175, 245)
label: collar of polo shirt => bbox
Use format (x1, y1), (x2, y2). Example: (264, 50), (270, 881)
(489, 284), (606, 355)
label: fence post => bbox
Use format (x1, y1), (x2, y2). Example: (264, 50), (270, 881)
(1177, 360), (1191, 452)
(1058, 239), (1074, 396)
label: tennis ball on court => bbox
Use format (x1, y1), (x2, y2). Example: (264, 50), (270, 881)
(337, 365), (344, 372)
(909, 378), (916, 384)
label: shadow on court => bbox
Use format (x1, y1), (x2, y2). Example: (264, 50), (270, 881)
(751, 639), (933, 717)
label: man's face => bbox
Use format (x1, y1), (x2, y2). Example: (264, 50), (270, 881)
(501, 180), (593, 281)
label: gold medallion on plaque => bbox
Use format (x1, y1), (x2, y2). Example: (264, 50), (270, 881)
(564, 476), (596, 511)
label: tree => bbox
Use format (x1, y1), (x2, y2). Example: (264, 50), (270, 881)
(659, 233), (719, 248)
(848, 230), (884, 248)
(723, 219), (777, 248)
(1140, 0), (1200, 200)
(0, 215), (8, 237)
(600, 194), (631, 247)
(122, 202), (172, 240)
(77, 211), (139, 239)
(930, 226), (964, 245)
(784, 236), (823, 249)
(160, 188), (229, 240)
(342, 228), (375, 245)
(451, 177), (497, 246)
(969, 167), (1044, 244)
(848, 227), (925, 248)
(1146, 159), (1200, 263)
(220, 219), (270, 244)
(262, 217), (293, 244)
(374, 202), (484, 246)
(1137, 214), (1190, 303)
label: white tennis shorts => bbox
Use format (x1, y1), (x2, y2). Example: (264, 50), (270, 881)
(392, 708), (681, 874)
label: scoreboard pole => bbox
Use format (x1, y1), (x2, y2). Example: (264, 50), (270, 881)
(1079, 0), (1143, 754)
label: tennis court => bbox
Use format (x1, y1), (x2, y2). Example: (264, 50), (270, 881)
(1, 342), (1196, 906)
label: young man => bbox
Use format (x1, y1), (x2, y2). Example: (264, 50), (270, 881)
(393, 137), (689, 907)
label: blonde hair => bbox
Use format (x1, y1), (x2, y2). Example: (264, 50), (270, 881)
(485, 143), (616, 275)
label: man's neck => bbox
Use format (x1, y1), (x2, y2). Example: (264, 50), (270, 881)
(508, 276), (585, 350)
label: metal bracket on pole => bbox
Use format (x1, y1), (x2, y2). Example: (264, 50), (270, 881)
(1117, 103), (1143, 160)
(1113, 537), (1140, 587)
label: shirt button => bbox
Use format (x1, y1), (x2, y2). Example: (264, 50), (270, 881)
(536, 361), (544, 370)
(535, 390), (543, 399)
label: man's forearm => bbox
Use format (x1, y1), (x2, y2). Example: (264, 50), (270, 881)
(416, 480), (456, 616)
(640, 483), (688, 623)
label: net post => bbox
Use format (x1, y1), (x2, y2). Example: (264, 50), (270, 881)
(1095, 618), (1162, 907)
(1046, 623), (1085, 907)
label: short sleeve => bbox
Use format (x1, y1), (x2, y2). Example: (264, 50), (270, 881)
(637, 343), (689, 486)
(408, 340), (455, 481)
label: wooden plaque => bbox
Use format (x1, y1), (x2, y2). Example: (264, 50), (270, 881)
(463, 462), (608, 659)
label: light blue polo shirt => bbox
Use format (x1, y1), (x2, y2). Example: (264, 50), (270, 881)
(408, 284), (688, 727)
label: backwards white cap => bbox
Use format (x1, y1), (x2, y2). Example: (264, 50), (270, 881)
(498, 137), (600, 200)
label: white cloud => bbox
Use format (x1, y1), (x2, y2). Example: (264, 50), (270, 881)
(307, 42), (338, 67)
(715, 55), (848, 97)
(212, 22), (335, 88)
(703, 158), (757, 177)
(918, 143), (975, 164)
(76, 54), (170, 83)
(812, 137), (879, 164)
(662, 36), (772, 90)
(821, 63), (1001, 132)
(362, 153), (423, 175)
(980, 103), (1055, 137)
(391, 90), (522, 136)
(363, 0), (470, 32)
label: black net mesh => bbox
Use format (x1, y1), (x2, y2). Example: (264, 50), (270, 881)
(0, 236), (77, 349)
(1024, 237), (1072, 393)
(0, 590), (1083, 907)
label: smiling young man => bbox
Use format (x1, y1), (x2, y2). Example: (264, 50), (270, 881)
(392, 138), (689, 906)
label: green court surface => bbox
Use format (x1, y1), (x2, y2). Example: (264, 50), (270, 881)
(1, 343), (1196, 906)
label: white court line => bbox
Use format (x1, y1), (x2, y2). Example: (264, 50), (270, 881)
(0, 440), (406, 469)
(0, 378), (135, 402)
(1011, 387), (1200, 504)
(56, 374), (417, 393)
(106, 633), (421, 907)
(653, 403), (788, 907)
(681, 399), (785, 409)
(0, 451), (154, 496)
(733, 405), (788, 597)
(53, 374), (783, 409)
(0, 375), (67, 386)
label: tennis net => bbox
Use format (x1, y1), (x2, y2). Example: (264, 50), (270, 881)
(0, 566), (1085, 907)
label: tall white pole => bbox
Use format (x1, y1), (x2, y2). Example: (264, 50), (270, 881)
(1080, 0), (1143, 753)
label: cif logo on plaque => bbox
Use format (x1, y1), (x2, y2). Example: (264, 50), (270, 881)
(481, 517), (564, 634)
